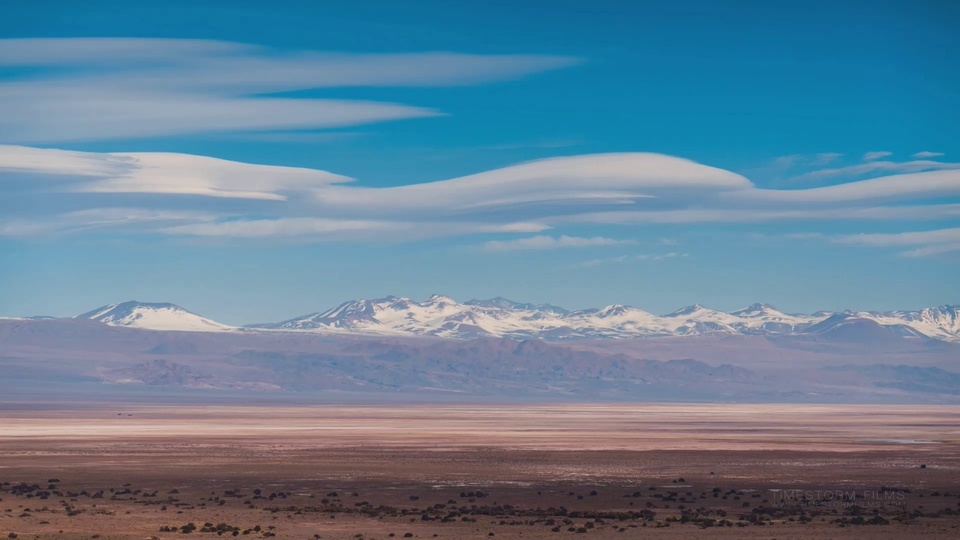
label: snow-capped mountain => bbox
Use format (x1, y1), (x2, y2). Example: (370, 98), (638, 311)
(852, 306), (960, 343)
(77, 301), (233, 333)
(247, 295), (960, 343)
(67, 297), (959, 341)
(464, 297), (569, 315)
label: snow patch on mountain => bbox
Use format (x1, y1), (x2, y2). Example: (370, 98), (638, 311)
(248, 296), (960, 342)
(77, 301), (233, 332)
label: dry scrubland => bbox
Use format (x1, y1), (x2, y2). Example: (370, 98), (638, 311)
(2, 404), (959, 539)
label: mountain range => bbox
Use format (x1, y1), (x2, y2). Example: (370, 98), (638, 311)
(4, 297), (960, 403)
(59, 296), (960, 342)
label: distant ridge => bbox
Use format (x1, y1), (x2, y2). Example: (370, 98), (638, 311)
(77, 301), (233, 333)
(65, 296), (960, 342)
(245, 296), (960, 343)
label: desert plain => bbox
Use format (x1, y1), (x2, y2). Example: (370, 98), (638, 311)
(1, 403), (959, 539)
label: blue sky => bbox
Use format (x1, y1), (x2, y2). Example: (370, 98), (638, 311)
(0, 0), (957, 323)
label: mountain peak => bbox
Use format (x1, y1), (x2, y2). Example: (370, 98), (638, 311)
(730, 303), (781, 316)
(77, 301), (231, 333)
(464, 297), (570, 314)
(73, 296), (959, 343)
(666, 304), (707, 317)
(425, 294), (457, 305)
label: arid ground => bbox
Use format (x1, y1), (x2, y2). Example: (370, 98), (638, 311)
(2, 403), (959, 539)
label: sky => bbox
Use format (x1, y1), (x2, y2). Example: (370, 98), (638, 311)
(0, 0), (957, 324)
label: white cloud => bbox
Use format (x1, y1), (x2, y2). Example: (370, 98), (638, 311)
(0, 220), (61, 237)
(832, 228), (960, 258)
(636, 252), (687, 260)
(164, 218), (550, 241)
(787, 160), (960, 183)
(311, 153), (751, 216)
(577, 255), (629, 268)
(577, 252), (688, 268)
(0, 146), (751, 210)
(567, 203), (960, 224)
(772, 152), (843, 170)
(482, 235), (633, 252)
(913, 151), (944, 159)
(0, 208), (217, 237)
(811, 153), (843, 165)
(0, 91), (438, 143)
(0, 145), (351, 200)
(3, 145), (960, 242)
(0, 38), (579, 143)
(784, 233), (825, 240)
(863, 151), (893, 161)
(734, 169), (960, 204)
(0, 144), (135, 177)
(832, 228), (960, 247)
(0, 38), (252, 66)
(901, 243), (960, 258)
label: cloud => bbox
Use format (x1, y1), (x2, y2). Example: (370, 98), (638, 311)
(811, 153), (843, 165)
(482, 235), (633, 252)
(0, 38), (253, 66)
(214, 131), (367, 144)
(567, 203), (960, 224)
(863, 151), (893, 161)
(832, 228), (960, 247)
(0, 38), (579, 143)
(0, 92), (438, 143)
(0, 145), (350, 200)
(164, 218), (550, 242)
(577, 255), (629, 268)
(735, 169), (960, 204)
(311, 153), (751, 217)
(913, 151), (944, 159)
(745, 152), (845, 185)
(577, 252), (687, 268)
(772, 153), (842, 170)
(0, 208), (217, 237)
(3, 145), (960, 242)
(636, 252), (687, 260)
(901, 243), (960, 258)
(832, 228), (960, 258)
(787, 160), (960, 184)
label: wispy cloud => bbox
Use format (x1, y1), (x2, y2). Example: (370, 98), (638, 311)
(832, 228), (960, 258)
(3, 145), (960, 243)
(863, 151), (893, 161)
(833, 228), (960, 247)
(0, 208), (217, 237)
(784, 232), (825, 240)
(757, 168), (960, 202)
(811, 153), (843, 165)
(568, 204), (960, 224)
(0, 145), (350, 200)
(165, 219), (549, 242)
(577, 255), (629, 268)
(636, 252), (688, 260)
(787, 160), (960, 183)
(901, 243), (960, 258)
(747, 152), (844, 184)
(576, 252), (688, 268)
(483, 235), (634, 252)
(913, 151), (944, 159)
(214, 131), (367, 144)
(0, 38), (579, 143)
